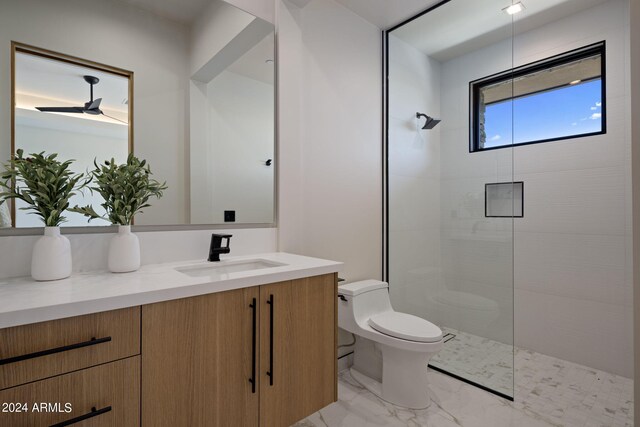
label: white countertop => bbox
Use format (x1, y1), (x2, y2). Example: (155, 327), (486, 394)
(0, 252), (342, 329)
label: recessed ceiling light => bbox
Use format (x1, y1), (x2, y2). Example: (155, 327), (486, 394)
(503, 2), (525, 15)
(569, 79), (582, 85)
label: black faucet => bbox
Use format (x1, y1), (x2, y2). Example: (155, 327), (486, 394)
(208, 234), (232, 262)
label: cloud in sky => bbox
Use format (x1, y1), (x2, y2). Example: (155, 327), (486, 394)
(591, 106), (597, 110)
(590, 113), (602, 120)
(489, 134), (501, 141)
(596, 102), (602, 107)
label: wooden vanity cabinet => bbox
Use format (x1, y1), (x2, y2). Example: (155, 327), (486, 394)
(141, 273), (338, 427)
(0, 272), (337, 427)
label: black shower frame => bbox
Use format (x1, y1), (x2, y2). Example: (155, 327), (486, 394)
(382, 0), (518, 402)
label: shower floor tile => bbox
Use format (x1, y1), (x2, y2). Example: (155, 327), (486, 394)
(296, 336), (634, 427)
(430, 327), (514, 397)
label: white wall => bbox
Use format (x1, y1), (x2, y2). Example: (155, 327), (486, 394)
(387, 35), (442, 320)
(276, 0), (382, 360)
(277, 0), (382, 284)
(439, 0), (632, 377)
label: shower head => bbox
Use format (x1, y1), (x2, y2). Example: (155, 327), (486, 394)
(416, 112), (441, 130)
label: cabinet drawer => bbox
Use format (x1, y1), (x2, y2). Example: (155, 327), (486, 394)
(0, 356), (139, 427)
(0, 307), (140, 389)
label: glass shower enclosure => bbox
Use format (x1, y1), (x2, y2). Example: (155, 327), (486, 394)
(385, 0), (516, 399)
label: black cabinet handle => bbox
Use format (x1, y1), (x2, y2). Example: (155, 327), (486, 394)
(266, 294), (274, 386)
(248, 297), (257, 393)
(0, 336), (112, 366)
(50, 406), (112, 427)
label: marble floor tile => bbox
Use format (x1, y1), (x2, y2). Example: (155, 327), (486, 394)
(296, 342), (633, 427)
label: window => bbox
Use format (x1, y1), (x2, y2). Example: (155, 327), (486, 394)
(470, 42), (606, 152)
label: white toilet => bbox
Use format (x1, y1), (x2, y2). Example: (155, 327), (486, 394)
(338, 280), (443, 409)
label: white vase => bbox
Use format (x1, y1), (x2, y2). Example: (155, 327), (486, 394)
(31, 226), (72, 281)
(108, 225), (140, 273)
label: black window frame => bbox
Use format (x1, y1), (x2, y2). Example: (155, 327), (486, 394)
(469, 41), (607, 153)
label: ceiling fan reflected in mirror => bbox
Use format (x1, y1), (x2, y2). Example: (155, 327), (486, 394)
(35, 75), (127, 124)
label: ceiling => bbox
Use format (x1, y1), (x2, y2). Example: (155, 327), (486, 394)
(333, 0), (442, 30)
(115, 0), (213, 25)
(389, 0), (611, 62)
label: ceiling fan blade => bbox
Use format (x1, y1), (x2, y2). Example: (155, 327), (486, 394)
(86, 98), (102, 110)
(36, 106), (84, 113)
(101, 112), (128, 125)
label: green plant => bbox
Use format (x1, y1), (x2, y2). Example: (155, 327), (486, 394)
(71, 154), (167, 225)
(0, 149), (88, 226)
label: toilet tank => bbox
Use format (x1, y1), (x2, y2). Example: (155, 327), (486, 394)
(338, 280), (393, 332)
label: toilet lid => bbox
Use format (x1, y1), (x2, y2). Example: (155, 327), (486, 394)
(368, 312), (442, 343)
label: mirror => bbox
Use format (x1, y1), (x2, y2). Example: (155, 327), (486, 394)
(1, 0), (275, 230)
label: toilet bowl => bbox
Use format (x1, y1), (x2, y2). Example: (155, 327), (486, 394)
(338, 280), (443, 409)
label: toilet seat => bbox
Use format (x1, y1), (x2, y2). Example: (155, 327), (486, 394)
(368, 312), (442, 343)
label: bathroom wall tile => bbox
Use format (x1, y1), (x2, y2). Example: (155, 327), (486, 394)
(440, 128), (514, 181)
(388, 116), (440, 180)
(389, 174), (440, 232)
(515, 167), (626, 236)
(514, 231), (630, 307)
(515, 288), (633, 377)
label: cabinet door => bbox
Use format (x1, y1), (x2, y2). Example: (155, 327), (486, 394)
(259, 274), (337, 427)
(0, 356), (139, 427)
(142, 287), (259, 427)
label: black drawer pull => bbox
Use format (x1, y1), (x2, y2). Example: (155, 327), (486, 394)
(266, 294), (274, 386)
(0, 336), (112, 366)
(50, 405), (112, 427)
(248, 297), (257, 393)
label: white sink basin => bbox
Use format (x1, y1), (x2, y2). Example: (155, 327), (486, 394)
(175, 259), (287, 278)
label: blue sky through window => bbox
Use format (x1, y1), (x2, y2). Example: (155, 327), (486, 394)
(483, 79), (602, 148)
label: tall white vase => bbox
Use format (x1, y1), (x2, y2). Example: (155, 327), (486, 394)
(31, 226), (72, 281)
(108, 225), (140, 273)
